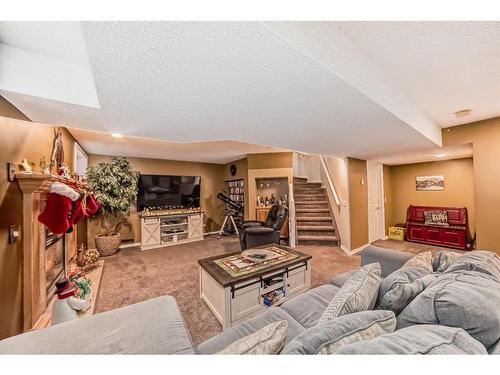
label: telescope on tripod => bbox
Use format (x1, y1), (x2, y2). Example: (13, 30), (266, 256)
(216, 191), (244, 238)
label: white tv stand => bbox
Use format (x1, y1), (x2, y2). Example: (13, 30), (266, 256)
(140, 208), (204, 250)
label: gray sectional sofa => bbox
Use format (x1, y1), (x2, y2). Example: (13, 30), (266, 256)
(0, 245), (499, 354)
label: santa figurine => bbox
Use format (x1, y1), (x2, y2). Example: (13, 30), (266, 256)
(52, 277), (90, 325)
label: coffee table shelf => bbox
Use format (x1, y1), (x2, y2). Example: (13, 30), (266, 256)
(198, 245), (311, 329)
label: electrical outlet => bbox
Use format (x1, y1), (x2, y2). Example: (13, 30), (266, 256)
(8, 225), (19, 244)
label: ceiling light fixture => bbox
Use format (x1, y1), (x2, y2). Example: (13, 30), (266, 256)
(435, 153), (447, 158)
(111, 133), (123, 138)
(454, 109), (471, 117)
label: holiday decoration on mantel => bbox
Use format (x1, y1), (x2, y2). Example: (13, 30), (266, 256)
(37, 170), (101, 235)
(51, 277), (90, 325)
(76, 244), (100, 271)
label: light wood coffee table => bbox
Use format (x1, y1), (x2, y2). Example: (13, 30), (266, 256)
(198, 245), (311, 329)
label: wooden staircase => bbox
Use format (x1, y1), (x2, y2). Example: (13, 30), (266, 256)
(293, 177), (339, 246)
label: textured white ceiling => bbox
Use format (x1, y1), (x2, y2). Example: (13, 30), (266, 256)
(68, 127), (286, 164)
(338, 21), (500, 127)
(1, 21), (496, 164)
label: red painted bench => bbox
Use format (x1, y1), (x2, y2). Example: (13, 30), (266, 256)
(406, 205), (469, 251)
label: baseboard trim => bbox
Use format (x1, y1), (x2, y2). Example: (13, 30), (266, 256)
(119, 242), (140, 249)
(341, 243), (369, 256)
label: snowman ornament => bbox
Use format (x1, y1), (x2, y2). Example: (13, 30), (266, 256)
(52, 277), (90, 325)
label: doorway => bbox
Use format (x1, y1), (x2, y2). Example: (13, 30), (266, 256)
(367, 161), (385, 243)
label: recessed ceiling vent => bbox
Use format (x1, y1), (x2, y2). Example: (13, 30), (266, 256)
(454, 109), (472, 117)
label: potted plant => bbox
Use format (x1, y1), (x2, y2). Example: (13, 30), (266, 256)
(86, 157), (139, 256)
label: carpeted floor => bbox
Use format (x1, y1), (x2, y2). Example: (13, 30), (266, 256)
(94, 236), (443, 347)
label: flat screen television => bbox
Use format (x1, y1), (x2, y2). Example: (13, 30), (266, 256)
(137, 174), (201, 210)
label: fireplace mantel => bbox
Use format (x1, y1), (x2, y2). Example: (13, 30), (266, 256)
(15, 173), (69, 331)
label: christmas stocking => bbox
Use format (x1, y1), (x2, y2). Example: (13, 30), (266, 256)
(38, 182), (79, 234)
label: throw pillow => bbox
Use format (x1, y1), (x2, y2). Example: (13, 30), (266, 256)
(335, 324), (487, 354)
(397, 268), (500, 349)
(402, 251), (433, 272)
(443, 251), (500, 280)
(432, 250), (462, 273)
(376, 267), (436, 315)
(217, 320), (288, 354)
(282, 310), (395, 354)
(424, 210), (449, 226)
(317, 263), (381, 325)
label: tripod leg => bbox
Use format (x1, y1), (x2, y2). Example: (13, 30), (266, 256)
(229, 215), (240, 236)
(218, 215), (229, 238)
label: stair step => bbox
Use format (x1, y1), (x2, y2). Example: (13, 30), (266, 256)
(297, 225), (335, 231)
(296, 208), (330, 213)
(293, 193), (325, 201)
(293, 177), (308, 183)
(296, 216), (332, 222)
(295, 182), (322, 187)
(298, 234), (338, 242)
(295, 201), (328, 205)
(297, 211), (332, 220)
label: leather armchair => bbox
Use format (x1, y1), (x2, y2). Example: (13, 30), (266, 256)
(239, 203), (288, 250)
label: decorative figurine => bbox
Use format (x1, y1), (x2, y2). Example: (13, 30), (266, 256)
(58, 163), (71, 178)
(39, 157), (50, 174)
(52, 277), (90, 325)
(20, 159), (33, 173)
(76, 244), (100, 271)
(50, 128), (65, 171)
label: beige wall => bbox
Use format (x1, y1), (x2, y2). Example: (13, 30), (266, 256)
(442, 117), (500, 253)
(0, 112), (78, 339)
(322, 156), (350, 249)
(348, 158), (368, 250)
(86, 154), (226, 245)
(385, 158), (475, 237)
(247, 152), (293, 169)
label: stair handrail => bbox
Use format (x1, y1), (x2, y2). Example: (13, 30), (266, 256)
(288, 181), (297, 248)
(319, 156), (341, 207)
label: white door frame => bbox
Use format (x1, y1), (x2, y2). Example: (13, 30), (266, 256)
(367, 161), (386, 243)
(377, 163), (386, 240)
(73, 142), (88, 176)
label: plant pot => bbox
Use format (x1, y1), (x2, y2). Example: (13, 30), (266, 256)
(95, 233), (121, 257)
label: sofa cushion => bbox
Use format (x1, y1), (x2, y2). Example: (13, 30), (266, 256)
(402, 251), (433, 272)
(335, 325), (487, 354)
(318, 263), (381, 325)
(280, 284), (340, 328)
(361, 245), (413, 277)
(282, 310), (395, 354)
(376, 267), (436, 315)
(0, 296), (194, 354)
(217, 320), (288, 355)
(196, 307), (304, 354)
(432, 250), (462, 273)
(397, 269), (500, 349)
(488, 339), (500, 355)
(443, 251), (500, 280)
(330, 270), (357, 288)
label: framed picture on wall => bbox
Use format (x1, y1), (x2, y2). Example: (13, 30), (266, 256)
(416, 175), (444, 191)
